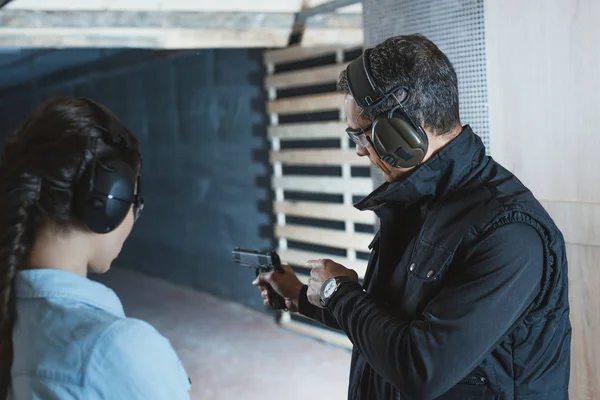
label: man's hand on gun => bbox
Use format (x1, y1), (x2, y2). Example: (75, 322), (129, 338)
(252, 258), (359, 311)
(252, 264), (304, 312)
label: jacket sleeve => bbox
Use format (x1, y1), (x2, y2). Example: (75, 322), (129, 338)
(326, 222), (544, 400)
(297, 285), (342, 330)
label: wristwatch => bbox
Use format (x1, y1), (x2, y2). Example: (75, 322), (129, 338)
(320, 276), (356, 308)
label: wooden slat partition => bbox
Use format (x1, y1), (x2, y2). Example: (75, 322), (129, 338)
(270, 149), (369, 166)
(272, 176), (372, 195)
(265, 43), (369, 346)
(274, 201), (375, 224)
(275, 225), (372, 253)
(268, 121), (348, 140)
(264, 63), (349, 89)
(264, 45), (354, 64)
(267, 93), (344, 114)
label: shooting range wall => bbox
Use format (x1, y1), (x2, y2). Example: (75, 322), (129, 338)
(0, 49), (273, 312)
(264, 43), (370, 348)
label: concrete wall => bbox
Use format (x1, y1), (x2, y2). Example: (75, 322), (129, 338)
(0, 49), (273, 312)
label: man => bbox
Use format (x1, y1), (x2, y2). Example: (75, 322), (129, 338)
(253, 34), (571, 399)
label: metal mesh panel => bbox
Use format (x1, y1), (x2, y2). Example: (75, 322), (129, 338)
(362, 0), (490, 188)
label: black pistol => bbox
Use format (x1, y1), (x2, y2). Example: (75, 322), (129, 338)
(232, 248), (287, 310)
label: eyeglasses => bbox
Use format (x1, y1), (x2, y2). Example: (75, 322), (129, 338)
(345, 122), (373, 148)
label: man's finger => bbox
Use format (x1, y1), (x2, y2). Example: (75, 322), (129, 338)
(263, 298), (271, 307)
(261, 289), (269, 300)
(310, 266), (324, 279)
(281, 264), (294, 274)
(322, 259), (337, 270)
(305, 259), (324, 269)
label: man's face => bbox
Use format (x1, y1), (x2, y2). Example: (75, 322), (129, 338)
(343, 94), (417, 183)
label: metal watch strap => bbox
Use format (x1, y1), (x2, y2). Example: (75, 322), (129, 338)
(320, 276), (356, 308)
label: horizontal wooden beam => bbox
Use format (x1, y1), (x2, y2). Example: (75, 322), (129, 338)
(301, 28), (364, 47)
(0, 10), (294, 29)
(274, 200), (376, 224)
(272, 175), (373, 195)
(4, 0), (304, 12)
(278, 248), (368, 277)
(0, 27), (292, 48)
(265, 63), (347, 89)
(268, 92), (344, 114)
(268, 121), (348, 140)
(276, 224), (372, 252)
(270, 149), (368, 166)
(263, 44), (358, 65)
(0, 11), (295, 48)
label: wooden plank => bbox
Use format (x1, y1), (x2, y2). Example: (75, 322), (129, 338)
(301, 28), (364, 47)
(268, 92), (344, 115)
(272, 175), (373, 195)
(0, 27), (292, 49)
(278, 312), (353, 349)
(264, 63), (347, 89)
(276, 225), (372, 253)
(279, 248), (368, 278)
(5, 0), (304, 12)
(270, 149), (369, 166)
(274, 200), (375, 224)
(268, 121), (348, 140)
(264, 44), (353, 65)
(541, 200), (600, 247)
(566, 244), (600, 400)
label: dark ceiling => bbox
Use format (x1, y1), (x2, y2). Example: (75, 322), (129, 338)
(0, 48), (125, 90)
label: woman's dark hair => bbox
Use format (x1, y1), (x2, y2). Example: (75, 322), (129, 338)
(338, 34), (461, 135)
(0, 96), (141, 397)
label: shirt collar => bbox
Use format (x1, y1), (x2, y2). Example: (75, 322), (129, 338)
(355, 125), (488, 213)
(15, 269), (125, 318)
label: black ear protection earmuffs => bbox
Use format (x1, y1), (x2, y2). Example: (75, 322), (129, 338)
(74, 98), (144, 234)
(346, 48), (428, 168)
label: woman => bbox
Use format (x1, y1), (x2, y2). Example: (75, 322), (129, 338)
(0, 97), (191, 399)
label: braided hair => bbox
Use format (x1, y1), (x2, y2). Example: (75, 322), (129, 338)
(0, 97), (140, 398)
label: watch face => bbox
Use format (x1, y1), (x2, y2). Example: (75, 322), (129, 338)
(323, 279), (337, 299)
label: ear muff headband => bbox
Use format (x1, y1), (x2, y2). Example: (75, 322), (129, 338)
(347, 48), (388, 110)
(74, 98), (141, 234)
(345, 50), (429, 168)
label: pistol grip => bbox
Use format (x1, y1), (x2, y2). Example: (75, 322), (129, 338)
(268, 289), (286, 310)
(255, 268), (287, 311)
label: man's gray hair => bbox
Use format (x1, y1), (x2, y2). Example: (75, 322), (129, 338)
(338, 34), (461, 135)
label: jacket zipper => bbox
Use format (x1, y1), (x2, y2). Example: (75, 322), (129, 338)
(461, 376), (486, 386)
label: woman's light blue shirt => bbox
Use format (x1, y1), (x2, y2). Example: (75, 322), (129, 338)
(11, 269), (191, 400)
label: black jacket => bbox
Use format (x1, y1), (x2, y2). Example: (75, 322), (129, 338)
(298, 126), (571, 399)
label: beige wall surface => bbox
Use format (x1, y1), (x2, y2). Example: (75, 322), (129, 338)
(485, 0), (600, 398)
